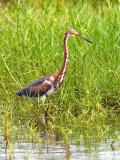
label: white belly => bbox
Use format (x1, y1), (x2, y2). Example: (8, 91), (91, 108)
(46, 86), (55, 96)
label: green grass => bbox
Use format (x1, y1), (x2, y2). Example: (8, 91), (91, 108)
(0, 1), (120, 147)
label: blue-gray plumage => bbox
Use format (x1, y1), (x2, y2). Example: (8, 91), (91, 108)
(16, 77), (52, 97)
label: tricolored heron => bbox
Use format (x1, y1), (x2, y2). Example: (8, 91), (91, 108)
(16, 28), (91, 98)
(16, 28), (92, 125)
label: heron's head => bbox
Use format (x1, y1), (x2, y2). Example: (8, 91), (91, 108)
(67, 28), (92, 43)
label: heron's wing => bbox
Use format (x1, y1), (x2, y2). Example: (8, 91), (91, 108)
(28, 77), (45, 87)
(28, 82), (52, 97)
(16, 77), (52, 97)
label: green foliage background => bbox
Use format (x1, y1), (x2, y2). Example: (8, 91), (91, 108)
(0, 0), (120, 146)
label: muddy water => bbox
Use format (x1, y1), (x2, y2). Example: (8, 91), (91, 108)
(0, 133), (120, 160)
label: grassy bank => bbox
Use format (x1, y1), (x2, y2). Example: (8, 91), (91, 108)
(0, 1), (120, 146)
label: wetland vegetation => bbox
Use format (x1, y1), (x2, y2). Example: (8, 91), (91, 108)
(0, 0), (120, 159)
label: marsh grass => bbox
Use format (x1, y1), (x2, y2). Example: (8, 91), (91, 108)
(0, 0), (120, 148)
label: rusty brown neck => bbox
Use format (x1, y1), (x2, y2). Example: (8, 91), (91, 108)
(55, 32), (69, 87)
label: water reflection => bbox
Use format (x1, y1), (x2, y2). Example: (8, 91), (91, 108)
(0, 133), (120, 160)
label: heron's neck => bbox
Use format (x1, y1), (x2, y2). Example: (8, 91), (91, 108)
(56, 33), (69, 86)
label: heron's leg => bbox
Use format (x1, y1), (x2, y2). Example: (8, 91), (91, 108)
(38, 95), (49, 128)
(44, 95), (51, 127)
(45, 106), (49, 126)
(40, 95), (46, 103)
(40, 95), (49, 127)
(37, 95), (48, 125)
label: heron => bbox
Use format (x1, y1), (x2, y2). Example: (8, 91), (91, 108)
(16, 28), (91, 98)
(16, 28), (92, 124)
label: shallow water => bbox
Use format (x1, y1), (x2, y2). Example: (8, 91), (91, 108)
(0, 133), (120, 160)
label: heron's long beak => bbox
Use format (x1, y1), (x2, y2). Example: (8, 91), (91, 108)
(77, 33), (92, 43)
